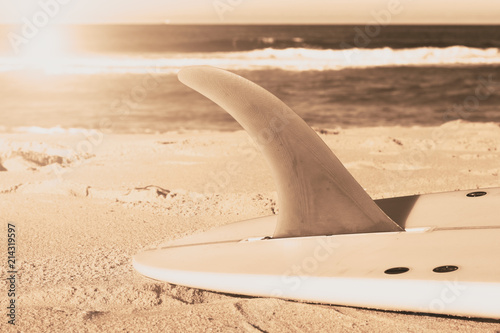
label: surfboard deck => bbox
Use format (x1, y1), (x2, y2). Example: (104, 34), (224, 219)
(134, 188), (500, 319)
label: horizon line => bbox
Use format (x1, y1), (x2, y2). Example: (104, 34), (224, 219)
(1, 22), (500, 26)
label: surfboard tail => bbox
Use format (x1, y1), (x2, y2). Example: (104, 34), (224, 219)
(178, 66), (402, 238)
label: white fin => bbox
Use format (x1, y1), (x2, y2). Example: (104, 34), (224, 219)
(178, 66), (402, 238)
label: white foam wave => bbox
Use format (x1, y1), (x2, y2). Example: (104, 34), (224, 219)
(0, 46), (499, 74)
(13, 126), (100, 135)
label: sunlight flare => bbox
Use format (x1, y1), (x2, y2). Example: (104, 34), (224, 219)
(19, 28), (68, 73)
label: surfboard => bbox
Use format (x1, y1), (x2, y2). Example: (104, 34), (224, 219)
(133, 66), (500, 319)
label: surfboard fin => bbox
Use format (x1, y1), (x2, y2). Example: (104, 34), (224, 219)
(178, 66), (403, 238)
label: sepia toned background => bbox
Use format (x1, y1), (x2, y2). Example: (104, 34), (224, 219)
(1, 0), (499, 331)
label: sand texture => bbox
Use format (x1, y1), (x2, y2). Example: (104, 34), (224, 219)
(1, 121), (500, 332)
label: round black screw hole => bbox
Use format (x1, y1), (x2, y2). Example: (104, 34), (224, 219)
(384, 267), (409, 275)
(466, 191), (487, 197)
(433, 265), (459, 273)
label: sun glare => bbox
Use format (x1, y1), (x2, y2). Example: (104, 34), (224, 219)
(19, 28), (68, 73)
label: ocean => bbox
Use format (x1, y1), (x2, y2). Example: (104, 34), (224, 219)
(0, 24), (499, 133)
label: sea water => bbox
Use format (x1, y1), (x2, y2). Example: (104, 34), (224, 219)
(0, 24), (499, 133)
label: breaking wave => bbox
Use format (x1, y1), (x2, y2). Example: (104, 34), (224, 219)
(1, 46), (499, 74)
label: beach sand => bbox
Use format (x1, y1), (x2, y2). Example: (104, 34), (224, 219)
(1, 121), (500, 332)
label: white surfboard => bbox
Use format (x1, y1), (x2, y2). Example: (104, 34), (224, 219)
(133, 66), (500, 319)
